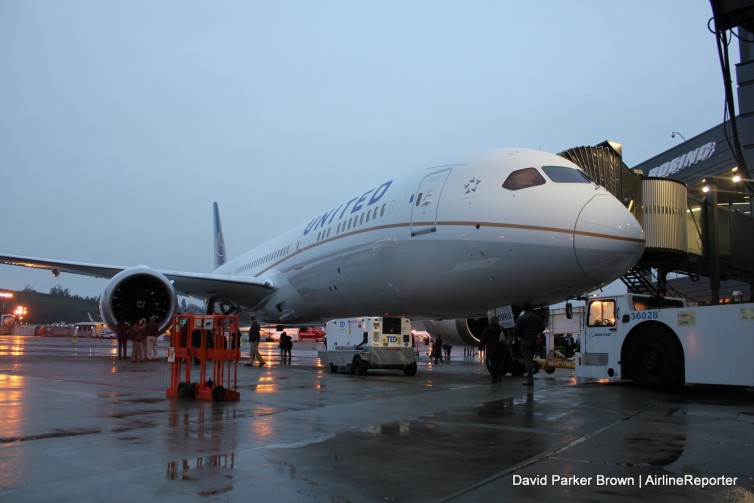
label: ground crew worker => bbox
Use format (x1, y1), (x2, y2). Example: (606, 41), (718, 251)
(478, 316), (504, 383)
(245, 316), (266, 367)
(515, 303), (545, 386)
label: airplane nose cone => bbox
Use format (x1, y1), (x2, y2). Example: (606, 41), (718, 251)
(574, 194), (645, 285)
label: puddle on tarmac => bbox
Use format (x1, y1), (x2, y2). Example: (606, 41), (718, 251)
(166, 452), (236, 496)
(167, 452), (236, 480)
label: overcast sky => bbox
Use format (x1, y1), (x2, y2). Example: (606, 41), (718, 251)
(0, 0), (736, 298)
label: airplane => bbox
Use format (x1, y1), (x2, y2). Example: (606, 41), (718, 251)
(0, 148), (645, 347)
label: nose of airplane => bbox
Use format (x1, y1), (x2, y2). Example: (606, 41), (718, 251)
(573, 194), (645, 285)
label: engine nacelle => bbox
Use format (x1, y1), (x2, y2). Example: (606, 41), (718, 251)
(99, 267), (178, 335)
(423, 318), (490, 347)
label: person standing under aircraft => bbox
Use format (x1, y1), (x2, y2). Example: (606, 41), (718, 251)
(131, 318), (147, 363)
(245, 316), (266, 367)
(431, 335), (444, 364)
(145, 316), (159, 361)
(478, 316), (504, 383)
(279, 331), (293, 363)
(515, 303), (545, 386)
(117, 326), (128, 360)
(564, 333), (575, 358)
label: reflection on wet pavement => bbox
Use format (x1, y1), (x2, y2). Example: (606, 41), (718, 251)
(0, 337), (752, 502)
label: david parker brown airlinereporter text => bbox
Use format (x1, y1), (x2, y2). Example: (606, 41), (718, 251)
(512, 474), (738, 489)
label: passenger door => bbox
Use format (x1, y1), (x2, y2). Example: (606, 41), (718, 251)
(410, 168), (452, 237)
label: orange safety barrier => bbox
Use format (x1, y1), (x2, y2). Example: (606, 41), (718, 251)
(166, 314), (241, 402)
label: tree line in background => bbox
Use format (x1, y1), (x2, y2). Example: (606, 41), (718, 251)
(10, 284), (202, 325)
(42, 284), (100, 303)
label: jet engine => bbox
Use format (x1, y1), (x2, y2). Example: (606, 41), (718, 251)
(99, 267), (178, 335)
(423, 317), (490, 347)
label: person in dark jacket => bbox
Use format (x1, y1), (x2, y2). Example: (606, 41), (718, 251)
(478, 316), (504, 383)
(116, 325), (128, 360)
(131, 318), (147, 363)
(515, 303), (545, 386)
(244, 316), (266, 367)
(279, 331), (293, 363)
(431, 335), (444, 364)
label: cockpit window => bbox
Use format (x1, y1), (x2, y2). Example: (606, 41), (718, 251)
(502, 167), (546, 191)
(542, 165), (592, 183)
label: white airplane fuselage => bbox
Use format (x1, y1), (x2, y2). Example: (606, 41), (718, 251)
(216, 148), (645, 324)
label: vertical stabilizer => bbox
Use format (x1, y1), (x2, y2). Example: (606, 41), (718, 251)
(213, 202), (227, 269)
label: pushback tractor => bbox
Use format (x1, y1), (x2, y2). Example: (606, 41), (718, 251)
(575, 294), (754, 391)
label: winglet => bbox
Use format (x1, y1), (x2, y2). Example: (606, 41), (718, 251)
(213, 202), (227, 269)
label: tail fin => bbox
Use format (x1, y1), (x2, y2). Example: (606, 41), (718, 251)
(213, 202), (227, 269)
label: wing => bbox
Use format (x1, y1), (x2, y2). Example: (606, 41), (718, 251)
(0, 254), (274, 308)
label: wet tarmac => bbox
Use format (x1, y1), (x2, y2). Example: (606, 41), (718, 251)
(0, 336), (752, 502)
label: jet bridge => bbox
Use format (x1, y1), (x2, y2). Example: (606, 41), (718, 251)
(559, 142), (754, 303)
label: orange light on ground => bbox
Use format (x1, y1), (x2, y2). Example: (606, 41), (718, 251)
(253, 375), (278, 394)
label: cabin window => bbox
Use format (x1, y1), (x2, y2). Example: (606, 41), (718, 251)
(502, 167), (546, 191)
(542, 165), (592, 184)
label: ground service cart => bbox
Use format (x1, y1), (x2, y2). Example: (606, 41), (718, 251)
(576, 294), (754, 391)
(166, 314), (241, 402)
(318, 316), (418, 376)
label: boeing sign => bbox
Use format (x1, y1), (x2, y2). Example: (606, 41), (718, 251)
(647, 142), (716, 177)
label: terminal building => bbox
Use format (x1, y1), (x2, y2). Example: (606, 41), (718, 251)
(560, 5), (754, 305)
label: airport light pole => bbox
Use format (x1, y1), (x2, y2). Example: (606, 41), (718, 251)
(671, 131), (687, 142)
